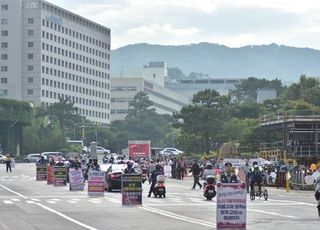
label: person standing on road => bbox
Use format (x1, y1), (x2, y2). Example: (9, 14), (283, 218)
(4, 154), (12, 173)
(220, 162), (239, 183)
(148, 160), (156, 184)
(178, 158), (186, 180)
(190, 160), (202, 189)
(314, 173), (320, 214)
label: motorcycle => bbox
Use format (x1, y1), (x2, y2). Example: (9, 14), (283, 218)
(203, 175), (216, 200)
(153, 175), (166, 198)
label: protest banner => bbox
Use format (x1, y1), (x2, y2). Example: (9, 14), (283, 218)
(69, 168), (85, 191)
(53, 166), (67, 186)
(216, 182), (246, 229)
(36, 164), (47, 181)
(47, 165), (54, 184)
(164, 166), (171, 177)
(10, 158), (15, 168)
(121, 174), (142, 206)
(223, 159), (246, 168)
(88, 171), (105, 197)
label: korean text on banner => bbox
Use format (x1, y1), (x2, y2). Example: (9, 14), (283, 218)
(53, 166), (67, 186)
(69, 168), (84, 191)
(216, 182), (247, 229)
(88, 171), (105, 197)
(36, 164), (47, 181)
(121, 174), (142, 206)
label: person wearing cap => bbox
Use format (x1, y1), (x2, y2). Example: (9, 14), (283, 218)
(220, 162), (239, 183)
(36, 155), (48, 165)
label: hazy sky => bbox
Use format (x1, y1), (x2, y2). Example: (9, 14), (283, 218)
(48, 0), (320, 50)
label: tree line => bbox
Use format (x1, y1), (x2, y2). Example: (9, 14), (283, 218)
(20, 75), (320, 156)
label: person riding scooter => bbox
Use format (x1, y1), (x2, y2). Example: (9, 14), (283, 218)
(202, 163), (216, 186)
(148, 164), (164, 197)
(249, 161), (263, 196)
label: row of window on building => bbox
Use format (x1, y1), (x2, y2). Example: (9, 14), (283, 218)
(110, 86), (137, 91)
(41, 89), (108, 109)
(41, 65), (109, 90)
(41, 51), (109, 80)
(41, 31), (109, 60)
(41, 77), (109, 100)
(110, 109), (128, 114)
(41, 19), (110, 50)
(40, 2), (110, 36)
(110, 98), (133, 103)
(41, 42), (109, 71)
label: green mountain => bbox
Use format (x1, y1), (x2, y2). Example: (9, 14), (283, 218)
(111, 42), (320, 81)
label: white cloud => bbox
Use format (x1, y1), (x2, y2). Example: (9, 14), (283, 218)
(46, 0), (320, 49)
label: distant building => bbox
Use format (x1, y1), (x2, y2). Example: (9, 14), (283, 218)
(110, 77), (189, 121)
(113, 61), (167, 87)
(166, 78), (244, 101)
(0, 0), (111, 124)
(257, 89), (277, 103)
(111, 62), (188, 121)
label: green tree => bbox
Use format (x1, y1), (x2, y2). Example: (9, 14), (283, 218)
(174, 89), (230, 154)
(230, 77), (284, 103)
(48, 98), (80, 139)
(127, 92), (154, 118)
(283, 75), (320, 106)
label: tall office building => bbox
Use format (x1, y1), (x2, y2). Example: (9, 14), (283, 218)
(0, 0), (111, 124)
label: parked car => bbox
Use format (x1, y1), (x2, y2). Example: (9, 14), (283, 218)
(42, 152), (65, 161)
(96, 146), (111, 154)
(101, 164), (126, 192)
(23, 153), (41, 163)
(0, 154), (5, 163)
(160, 148), (183, 155)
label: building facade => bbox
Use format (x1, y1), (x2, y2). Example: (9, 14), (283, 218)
(111, 78), (189, 121)
(166, 78), (244, 101)
(0, 0), (111, 124)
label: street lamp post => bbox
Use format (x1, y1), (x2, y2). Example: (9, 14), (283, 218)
(73, 122), (83, 140)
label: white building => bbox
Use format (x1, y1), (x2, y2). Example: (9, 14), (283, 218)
(166, 78), (245, 101)
(0, 0), (111, 124)
(111, 62), (189, 121)
(257, 89), (277, 103)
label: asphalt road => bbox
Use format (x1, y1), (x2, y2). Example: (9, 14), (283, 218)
(0, 163), (319, 230)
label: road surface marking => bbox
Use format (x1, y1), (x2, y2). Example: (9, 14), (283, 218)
(0, 184), (28, 199)
(31, 198), (40, 201)
(11, 198), (20, 202)
(68, 200), (79, 204)
(46, 201), (56, 204)
(247, 208), (298, 219)
(35, 203), (99, 230)
(268, 199), (316, 207)
(51, 199), (61, 201)
(3, 200), (13, 204)
(0, 183), (99, 230)
(140, 206), (214, 227)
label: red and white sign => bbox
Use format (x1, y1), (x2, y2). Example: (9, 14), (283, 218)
(216, 182), (247, 229)
(128, 140), (150, 160)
